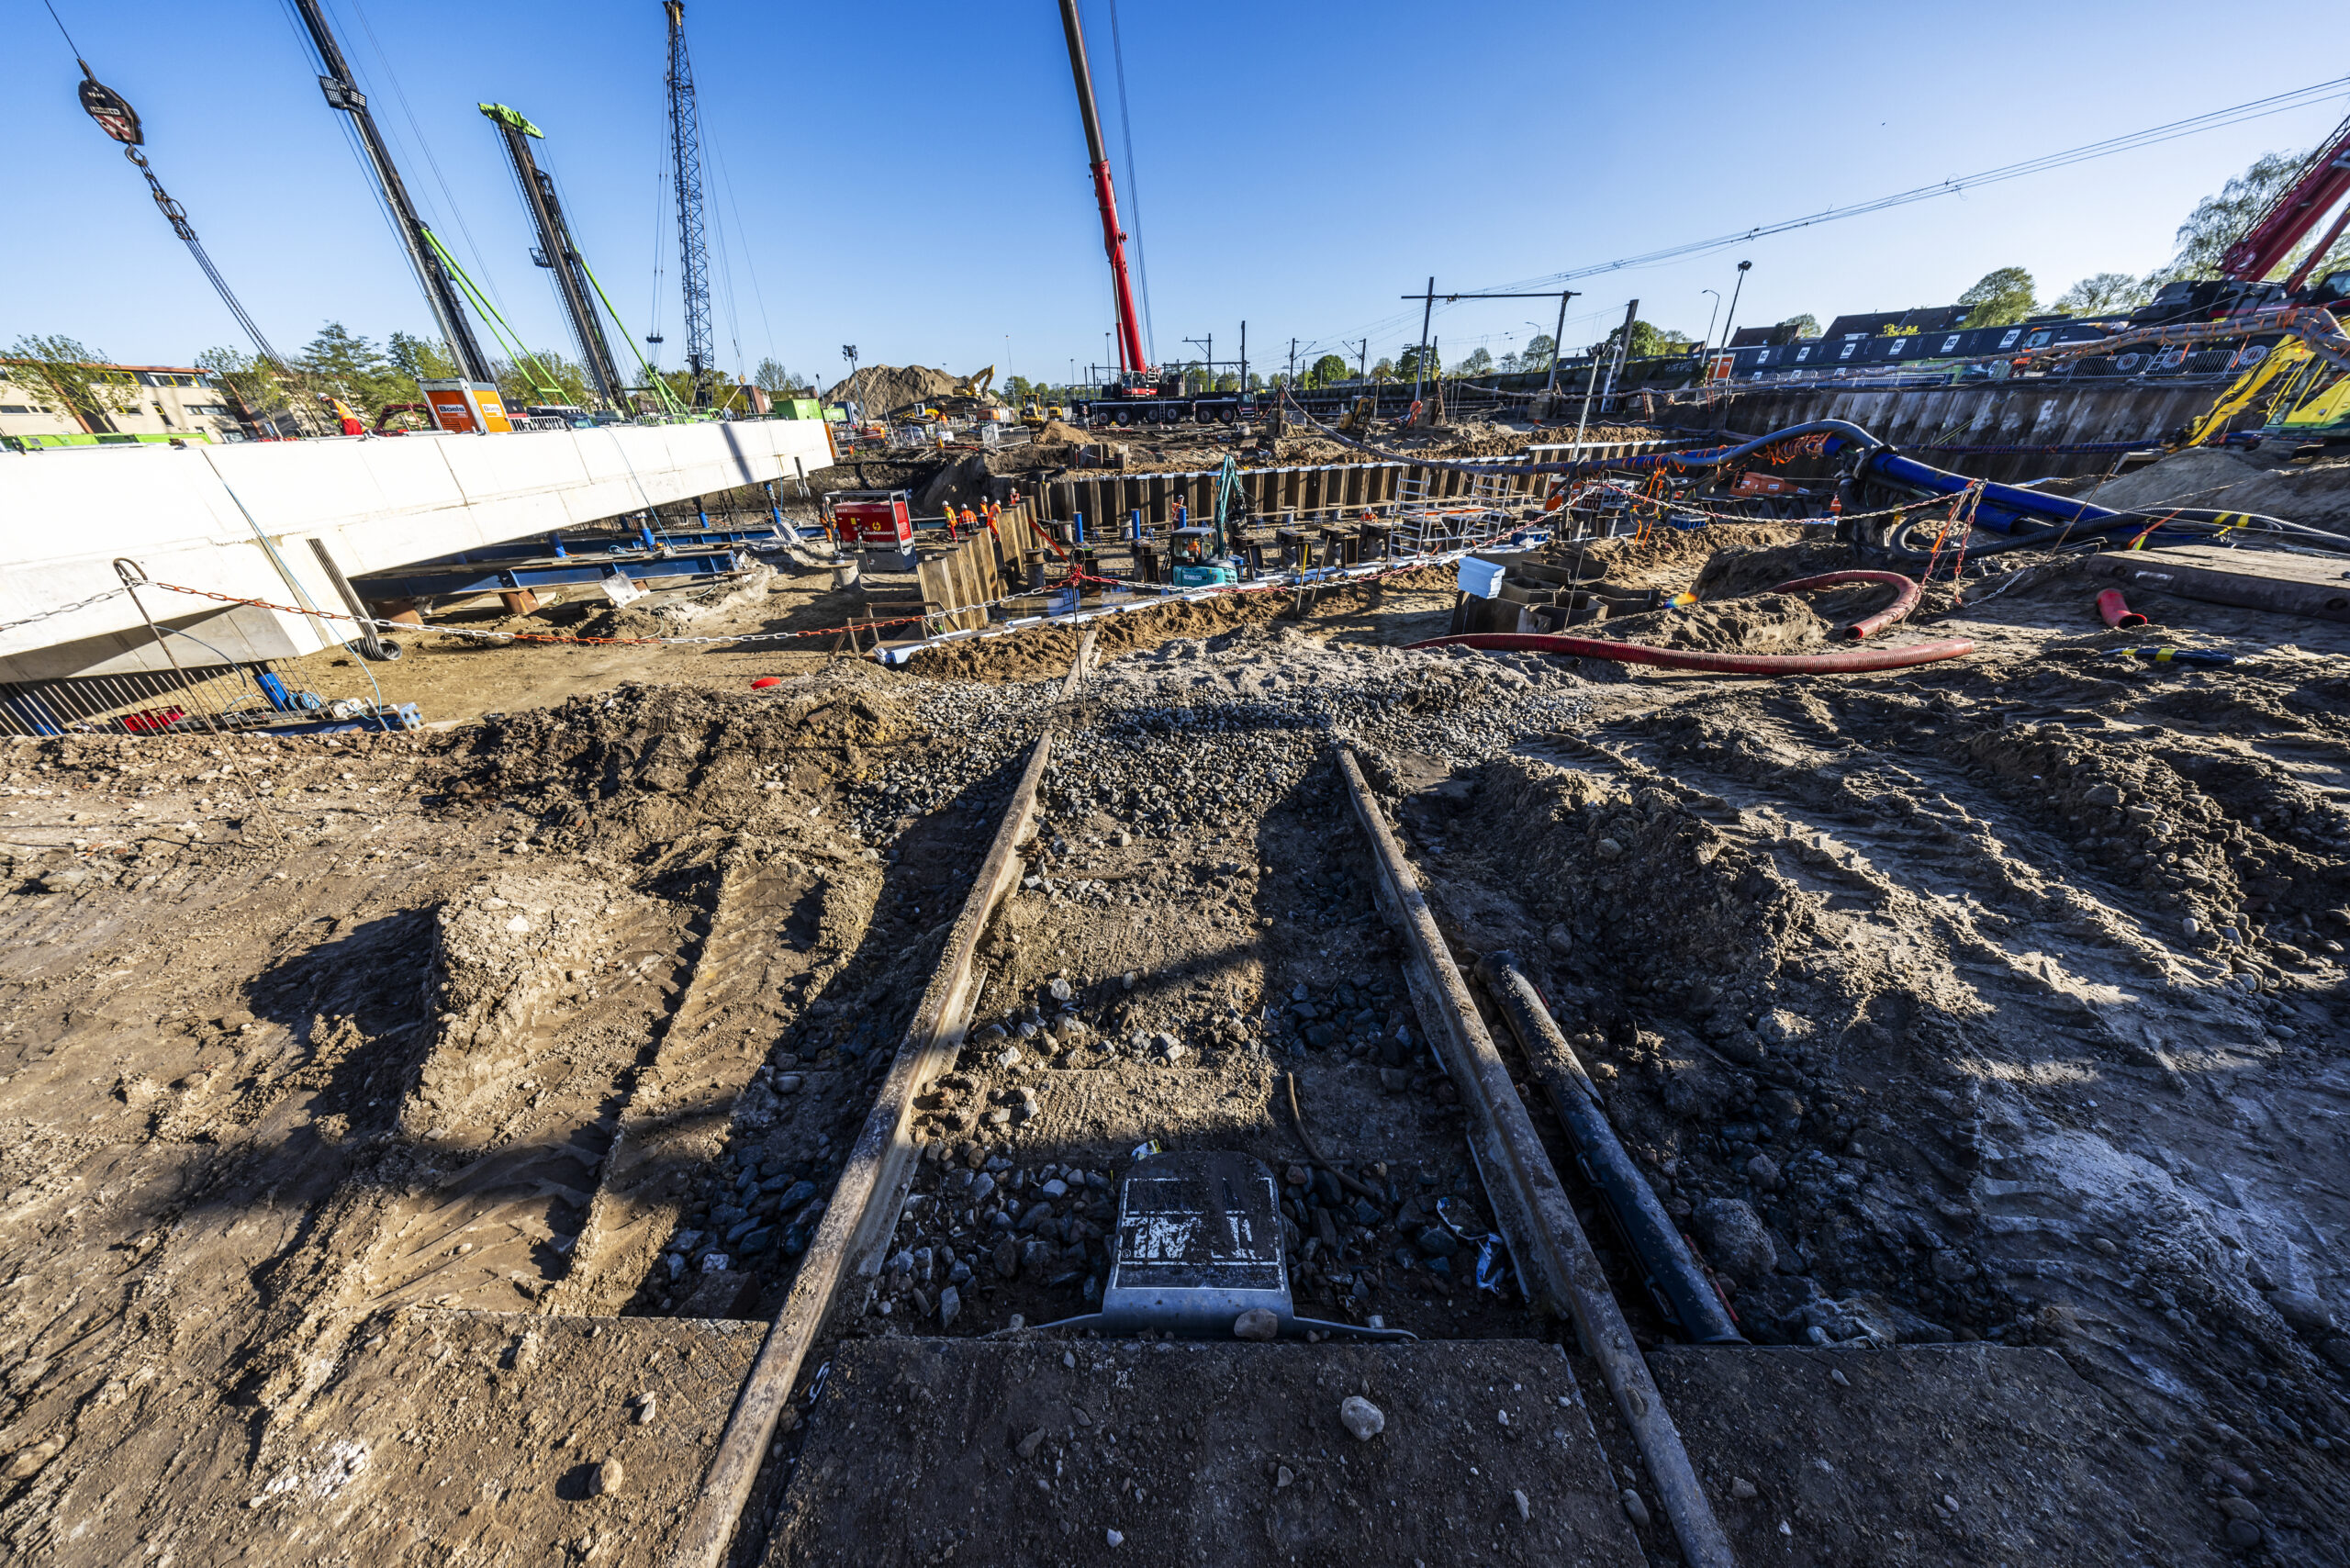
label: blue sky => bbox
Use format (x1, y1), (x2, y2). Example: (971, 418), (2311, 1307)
(6, 0), (2346, 388)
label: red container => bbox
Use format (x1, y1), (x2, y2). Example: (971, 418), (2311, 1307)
(836, 498), (912, 547)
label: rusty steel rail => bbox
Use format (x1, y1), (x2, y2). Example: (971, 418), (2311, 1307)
(668, 640), (1096, 1568)
(1338, 749), (1736, 1568)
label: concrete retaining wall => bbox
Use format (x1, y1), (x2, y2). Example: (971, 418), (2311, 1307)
(0, 420), (834, 682)
(1702, 378), (2232, 482)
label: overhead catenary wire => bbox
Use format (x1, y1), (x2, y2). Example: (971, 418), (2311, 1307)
(1285, 74), (2350, 360)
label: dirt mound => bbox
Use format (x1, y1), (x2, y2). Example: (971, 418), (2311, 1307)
(821, 364), (961, 417)
(900, 564), (1458, 683)
(1691, 535), (1862, 598)
(1034, 418), (1085, 444)
(2087, 444), (2350, 530)
(1593, 592), (1834, 653)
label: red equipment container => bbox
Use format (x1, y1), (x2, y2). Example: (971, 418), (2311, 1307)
(835, 497), (912, 548)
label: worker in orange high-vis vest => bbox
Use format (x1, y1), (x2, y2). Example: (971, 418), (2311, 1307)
(325, 394), (364, 436)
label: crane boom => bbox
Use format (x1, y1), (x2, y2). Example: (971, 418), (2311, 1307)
(2224, 110), (2350, 289)
(1056, 0), (1149, 380)
(287, 0), (494, 385)
(480, 104), (627, 409)
(663, 1), (715, 404)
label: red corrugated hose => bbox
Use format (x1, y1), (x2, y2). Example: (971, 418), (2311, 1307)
(1407, 632), (1975, 676)
(1774, 570), (1921, 640)
(2097, 589), (2148, 628)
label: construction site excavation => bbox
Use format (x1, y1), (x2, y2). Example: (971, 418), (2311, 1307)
(17, 5), (2350, 1568)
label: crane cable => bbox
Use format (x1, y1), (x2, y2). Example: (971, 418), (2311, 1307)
(45, 1), (289, 375)
(1104, 0), (1156, 366)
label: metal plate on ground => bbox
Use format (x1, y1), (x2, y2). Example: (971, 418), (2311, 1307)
(1101, 1149), (1291, 1333)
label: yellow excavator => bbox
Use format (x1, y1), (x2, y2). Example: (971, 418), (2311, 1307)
(2181, 329), (2350, 446)
(949, 364), (996, 400)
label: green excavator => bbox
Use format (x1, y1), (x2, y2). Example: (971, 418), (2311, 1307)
(1169, 455), (1247, 588)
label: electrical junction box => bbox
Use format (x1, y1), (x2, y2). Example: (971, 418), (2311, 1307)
(419, 380), (514, 435)
(1101, 1150), (1291, 1335)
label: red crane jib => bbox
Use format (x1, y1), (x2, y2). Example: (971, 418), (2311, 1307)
(2224, 115), (2350, 289)
(1088, 158), (1148, 378)
(1058, 0), (1149, 379)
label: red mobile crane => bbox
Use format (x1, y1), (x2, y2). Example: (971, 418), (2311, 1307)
(2135, 114), (2350, 327)
(1056, 0), (1149, 386)
(2224, 110), (2350, 293)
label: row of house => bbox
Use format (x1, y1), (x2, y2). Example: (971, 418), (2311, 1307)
(0, 363), (262, 449)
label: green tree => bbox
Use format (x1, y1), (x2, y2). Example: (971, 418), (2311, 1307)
(194, 345), (302, 433)
(2154, 144), (2350, 285)
(754, 357), (810, 393)
(1370, 356), (1395, 380)
(1775, 314), (1820, 340)
(1004, 374), (1035, 403)
(387, 330), (457, 387)
(1457, 347), (1495, 376)
(2052, 272), (2153, 316)
(1600, 320), (1696, 360)
(1523, 334), (1555, 368)
(495, 350), (590, 409)
(6, 333), (140, 432)
(1395, 344), (1440, 384)
(1956, 268), (2039, 328)
(297, 322), (404, 409)
(1308, 353), (1348, 387)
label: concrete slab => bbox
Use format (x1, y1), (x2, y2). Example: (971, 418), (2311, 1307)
(2097, 544), (2350, 625)
(768, 1338), (1644, 1567)
(1649, 1343), (2229, 1565)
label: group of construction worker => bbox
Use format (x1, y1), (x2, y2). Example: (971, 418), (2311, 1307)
(941, 498), (1009, 542)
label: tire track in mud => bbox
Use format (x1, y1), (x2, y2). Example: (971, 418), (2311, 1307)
(1493, 663), (2350, 1555)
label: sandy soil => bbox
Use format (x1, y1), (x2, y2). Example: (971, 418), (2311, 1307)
(6, 506), (2350, 1563)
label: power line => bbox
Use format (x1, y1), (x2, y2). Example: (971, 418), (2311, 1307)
(1479, 75), (2350, 295)
(1287, 73), (2350, 361)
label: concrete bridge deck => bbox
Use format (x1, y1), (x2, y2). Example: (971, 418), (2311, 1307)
(0, 419), (834, 684)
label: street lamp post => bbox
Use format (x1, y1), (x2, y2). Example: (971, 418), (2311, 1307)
(1716, 261), (1752, 375)
(1700, 290), (1721, 355)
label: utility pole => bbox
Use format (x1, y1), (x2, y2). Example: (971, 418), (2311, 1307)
(1600, 297), (1639, 409)
(1716, 260), (1753, 381)
(1349, 339), (1368, 381)
(1405, 275), (1436, 413)
(288, 0), (491, 385)
(1238, 320), (1247, 392)
(1288, 337), (1298, 387)
(1542, 288), (1578, 396)
(1571, 335), (1605, 463)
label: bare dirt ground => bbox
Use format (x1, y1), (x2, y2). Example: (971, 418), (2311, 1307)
(6, 487), (2350, 1563)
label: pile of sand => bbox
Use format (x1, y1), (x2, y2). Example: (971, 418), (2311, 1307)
(822, 365), (962, 418)
(2087, 444), (2350, 530)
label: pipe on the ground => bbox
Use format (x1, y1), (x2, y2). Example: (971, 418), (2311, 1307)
(1409, 631), (1975, 675)
(1475, 952), (1742, 1345)
(2098, 588), (2148, 628)
(1337, 751), (1737, 1568)
(1773, 569), (1919, 639)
